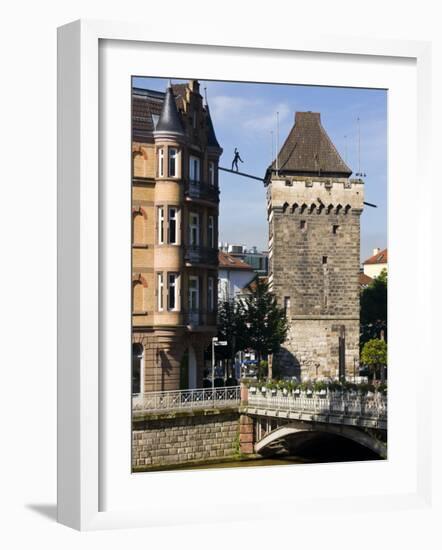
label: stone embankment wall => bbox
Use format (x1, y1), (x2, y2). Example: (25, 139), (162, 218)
(132, 408), (242, 470)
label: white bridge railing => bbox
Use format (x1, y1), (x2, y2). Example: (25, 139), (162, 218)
(247, 391), (387, 422)
(132, 386), (241, 413)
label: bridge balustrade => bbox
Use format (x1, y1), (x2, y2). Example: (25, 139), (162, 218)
(247, 391), (387, 422)
(132, 386), (241, 414)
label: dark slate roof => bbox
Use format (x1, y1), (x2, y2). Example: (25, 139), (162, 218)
(154, 86), (185, 137)
(132, 85), (185, 141)
(270, 112), (352, 177)
(205, 105), (221, 148)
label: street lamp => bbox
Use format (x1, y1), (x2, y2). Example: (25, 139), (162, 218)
(212, 337), (228, 391)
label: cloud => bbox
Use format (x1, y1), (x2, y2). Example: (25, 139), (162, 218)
(211, 95), (292, 135)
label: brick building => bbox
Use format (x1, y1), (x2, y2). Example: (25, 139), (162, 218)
(265, 112), (364, 380)
(131, 80), (222, 393)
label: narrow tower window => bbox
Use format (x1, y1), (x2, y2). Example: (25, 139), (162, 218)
(158, 148), (164, 177)
(168, 148), (178, 177)
(208, 215), (214, 248)
(332, 224), (339, 235)
(168, 207), (178, 244)
(208, 161), (215, 186)
(157, 272), (164, 311)
(168, 273), (179, 311)
(300, 220), (307, 232)
(158, 206), (164, 244)
(322, 256), (328, 265)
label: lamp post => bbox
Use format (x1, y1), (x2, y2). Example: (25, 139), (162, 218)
(212, 337), (228, 391)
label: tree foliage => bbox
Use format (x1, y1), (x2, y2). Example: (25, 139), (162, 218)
(360, 268), (387, 346)
(241, 278), (289, 361)
(360, 338), (387, 382)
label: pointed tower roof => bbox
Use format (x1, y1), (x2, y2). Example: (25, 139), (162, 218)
(205, 105), (221, 149)
(154, 85), (185, 138)
(271, 112), (351, 178)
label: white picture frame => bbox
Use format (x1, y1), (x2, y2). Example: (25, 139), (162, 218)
(57, 19), (433, 531)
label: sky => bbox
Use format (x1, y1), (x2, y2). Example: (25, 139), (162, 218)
(133, 77), (387, 263)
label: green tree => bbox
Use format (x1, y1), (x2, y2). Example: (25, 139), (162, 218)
(360, 338), (387, 382)
(217, 299), (248, 373)
(360, 268), (387, 347)
(241, 278), (288, 374)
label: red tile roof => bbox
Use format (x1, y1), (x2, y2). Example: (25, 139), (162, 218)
(218, 251), (254, 270)
(359, 272), (374, 286)
(363, 248), (388, 265)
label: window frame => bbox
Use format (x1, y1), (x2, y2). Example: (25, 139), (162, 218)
(189, 155), (200, 183)
(168, 206), (179, 245)
(189, 212), (200, 246)
(168, 147), (178, 177)
(158, 147), (164, 177)
(157, 272), (164, 311)
(158, 206), (165, 244)
(167, 272), (179, 311)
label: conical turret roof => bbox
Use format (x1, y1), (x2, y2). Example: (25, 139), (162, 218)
(154, 85), (185, 137)
(270, 112), (351, 177)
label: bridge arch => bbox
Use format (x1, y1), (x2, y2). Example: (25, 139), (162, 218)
(255, 421), (387, 459)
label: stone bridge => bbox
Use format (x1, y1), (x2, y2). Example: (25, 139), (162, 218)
(132, 385), (387, 470)
(240, 389), (387, 459)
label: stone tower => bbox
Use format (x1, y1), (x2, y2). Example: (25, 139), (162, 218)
(265, 112), (364, 381)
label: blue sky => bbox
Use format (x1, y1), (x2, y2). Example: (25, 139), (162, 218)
(133, 77), (387, 263)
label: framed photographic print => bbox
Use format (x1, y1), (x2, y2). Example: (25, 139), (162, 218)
(57, 19), (432, 530)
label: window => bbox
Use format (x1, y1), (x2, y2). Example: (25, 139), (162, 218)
(208, 215), (214, 248)
(189, 276), (199, 311)
(168, 148), (178, 177)
(158, 148), (164, 177)
(168, 273), (179, 311)
(158, 207), (164, 244)
(208, 161), (215, 186)
(189, 156), (200, 182)
(208, 277), (215, 312)
(322, 256), (328, 265)
(300, 220), (307, 232)
(189, 212), (199, 246)
(168, 207), (178, 244)
(157, 272), (164, 311)
(333, 224), (339, 235)
(192, 110), (197, 129)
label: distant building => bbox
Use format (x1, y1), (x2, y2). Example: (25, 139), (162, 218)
(359, 272), (374, 289)
(218, 251), (255, 301)
(363, 248), (387, 279)
(219, 242), (269, 275)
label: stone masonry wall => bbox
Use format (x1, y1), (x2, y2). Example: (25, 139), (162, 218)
(269, 177), (363, 380)
(132, 410), (240, 470)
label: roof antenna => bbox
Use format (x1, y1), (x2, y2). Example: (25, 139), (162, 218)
(276, 111), (280, 176)
(344, 134), (347, 163)
(356, 117), (367, 178)
(204, 86), (208, 106)
(271, 130), (274, 166)
(168, 78), (172, 88)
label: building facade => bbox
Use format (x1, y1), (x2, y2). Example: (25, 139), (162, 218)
(218, 250), (256, 302)
(363, 247), (387, 279)
(131, 80), (222, 393)
(265, 112), (364, 380)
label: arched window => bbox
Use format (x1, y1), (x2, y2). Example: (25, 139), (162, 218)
(133, 281), (145, 312)
(132, 343), (144, 394)
(133, 212), (145, 244)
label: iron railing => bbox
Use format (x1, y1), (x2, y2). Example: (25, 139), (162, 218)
(184, 179), (219, 203)
(184, 245), (218, 265)
(132, 385), (241, 413)
(247, 391), (387, 422)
